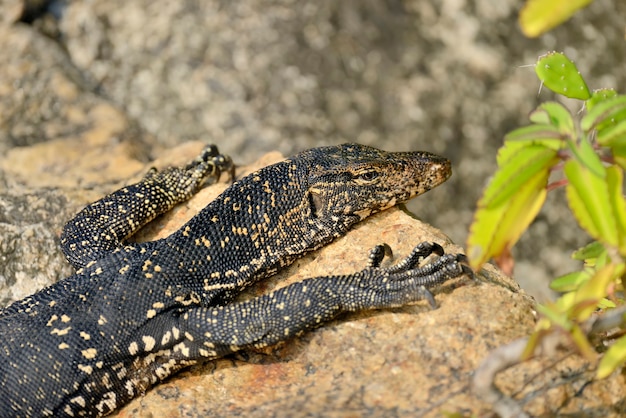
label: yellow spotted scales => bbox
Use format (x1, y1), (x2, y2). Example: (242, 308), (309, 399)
(0, 143), (472, 417)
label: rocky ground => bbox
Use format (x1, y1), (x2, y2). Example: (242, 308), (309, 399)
(1, 0), (626, 416)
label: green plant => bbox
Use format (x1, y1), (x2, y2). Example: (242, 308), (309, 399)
(519, 0), (594, 37)
(467, 52), (626, 378)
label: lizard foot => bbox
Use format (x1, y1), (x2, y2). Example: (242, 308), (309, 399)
(144, 144), (234, 199)
(184, 144), (235, 185)
(350, 242), (474, 310)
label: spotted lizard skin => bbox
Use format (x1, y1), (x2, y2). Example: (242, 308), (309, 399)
(0, 143), (471, 417)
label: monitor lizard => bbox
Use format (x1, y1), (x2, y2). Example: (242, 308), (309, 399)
(0, 143), (472, 417)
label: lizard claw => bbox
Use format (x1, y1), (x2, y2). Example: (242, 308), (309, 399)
(367, 243), (393, 268)
(187, 144), (234, 187)
(358, 242), (474, 310)
(367, 242), (445, 271)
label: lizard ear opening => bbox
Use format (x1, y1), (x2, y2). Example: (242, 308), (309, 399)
(308, 191), (324, 218)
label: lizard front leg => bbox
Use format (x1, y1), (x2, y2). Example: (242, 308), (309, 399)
(129, 243), (473, 363)
(60, 145), (233, 269)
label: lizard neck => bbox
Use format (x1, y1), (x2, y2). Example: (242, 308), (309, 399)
(161, 158), (352, 289)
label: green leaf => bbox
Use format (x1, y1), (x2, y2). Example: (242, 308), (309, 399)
(468, 173), (547, 270)
(519, 0), (593, 38)
(587, 88), (618, 111)
(598, 335), (626, 379)
(486, 145), (559, 207)
(550, 270), (592, 292)
(529, 102), (575, 134)
(581, 95), (626, 133)
(570, 323), (597, 361)
(524, 319), (551, 360)
(535, 52), (591, 100)
(597, 120), (626, 147)
(468, 147), (556, 269)
(564, 159), (618, 246)
(598, 298), (617, 310)
(567, 137), (606, 178)
(573, 264), (616, 320)
(554, 291), (577, 312)
(606, 166), (626, 254)
(572, 241), (606, 261)
(499, 125), (563, 167)
(503, 124), (564, 144)
(536, 303), (571, 329)
(611, 142), (626, 171)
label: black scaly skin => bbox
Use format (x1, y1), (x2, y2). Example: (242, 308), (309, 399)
(0, 143), (472, 417)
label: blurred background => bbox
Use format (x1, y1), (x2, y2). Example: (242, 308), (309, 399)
(2, 0), (625, 300)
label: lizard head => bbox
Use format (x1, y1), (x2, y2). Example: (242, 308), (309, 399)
(304, 143), (451, 222)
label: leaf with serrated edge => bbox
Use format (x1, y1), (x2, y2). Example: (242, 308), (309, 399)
(535, 52), (590, 100)
(497, 134), (561, 167)
(520, 0), (593, 37)
(485, 145), (558, 207)
(468, 163), (550, 269)
(564, 159), (618, 246)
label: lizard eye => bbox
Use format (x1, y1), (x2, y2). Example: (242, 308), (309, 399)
(355, 170), (380, 182)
